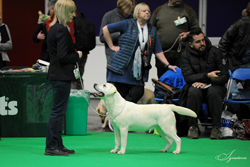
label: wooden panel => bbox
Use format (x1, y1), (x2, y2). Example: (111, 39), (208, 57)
(0, 0), (2, 20)
(2, 0), (45, 66)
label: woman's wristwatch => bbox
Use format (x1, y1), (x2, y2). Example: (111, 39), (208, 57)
(165, 64), (170, 69)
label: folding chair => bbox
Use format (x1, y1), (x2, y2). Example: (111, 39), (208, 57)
(224, 68), (250, 104)
(153, 68), (185, 103)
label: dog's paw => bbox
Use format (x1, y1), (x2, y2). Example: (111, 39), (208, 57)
(117, 150), (125, 155)
(110, 149), (118, 153)
(173, 150), (180, 154)
(160, 149), (168, 153)
(101, 124), (106, 129)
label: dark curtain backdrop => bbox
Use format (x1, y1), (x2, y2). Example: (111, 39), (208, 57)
(74, 0), (199, 36)
(1, 0), (249, 66)
(3, 0), (44, 67)
(206, 1), (249, 36)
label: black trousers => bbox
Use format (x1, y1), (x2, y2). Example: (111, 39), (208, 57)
(113, 82), (144, 103)
(187, 85), (227, 128)
(46, 80), (71, 150)
(0, 53), (6, 69)
(155, 50), (182, 78)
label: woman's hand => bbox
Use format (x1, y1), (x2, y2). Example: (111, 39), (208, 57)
(37, 31), (45, 40)
(168, 65), (178, 73)
(77, 51), (82, 58)
(155, 52), (178, 72)
(110, 46), (120, 52)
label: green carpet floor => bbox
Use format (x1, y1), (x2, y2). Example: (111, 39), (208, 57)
(0, 131), (249, 167)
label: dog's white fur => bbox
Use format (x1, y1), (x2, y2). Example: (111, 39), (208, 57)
(94, 83), (197, 155)
(96, 88), (156, 128)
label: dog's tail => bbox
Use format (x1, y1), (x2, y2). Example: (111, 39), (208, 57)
(167, 104), (197, 118)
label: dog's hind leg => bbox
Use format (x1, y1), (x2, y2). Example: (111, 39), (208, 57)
(166, 133), (181, 154)
(160, 125), (181, 154)
(157, 118), (181, 154)
(155, 127), (173, 153)
(110, 128), (121, 153)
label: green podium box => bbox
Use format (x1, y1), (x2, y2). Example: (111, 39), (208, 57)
(0, 72), (53, 137)
(66, 90), (89, 135)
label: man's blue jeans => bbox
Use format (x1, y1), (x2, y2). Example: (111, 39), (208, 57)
(45, 80), (71, 150)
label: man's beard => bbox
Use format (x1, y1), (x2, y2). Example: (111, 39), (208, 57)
(172, 0), (182, 6)
(173, 2), (181, 6)
(193, 45), (206, 55)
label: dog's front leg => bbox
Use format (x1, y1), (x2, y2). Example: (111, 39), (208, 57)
(117, 127), (128, 155)
(110, 127), (121, 153)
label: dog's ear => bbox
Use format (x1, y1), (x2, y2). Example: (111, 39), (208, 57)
(96, 106), (100, 114)
(107, 86), (117, 95)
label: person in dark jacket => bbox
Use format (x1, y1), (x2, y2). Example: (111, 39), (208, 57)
(45, 0), (82, 156)
(218, 2), (250, 72)
(46, 1), (88, 90)
(32, 23), (49, 61)
(102, 3), (177, 103)
(218, 2), (250, 120)
(70, 11), (91, 90)
(0, 11), (12, 69)
(181, 29), (229, 139)
(32, 0), (57, 62)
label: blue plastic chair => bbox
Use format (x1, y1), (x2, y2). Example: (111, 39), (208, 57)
(154, 97), (179, 102)
(153, 83), (210, 125)
(224, 68), (250, 104)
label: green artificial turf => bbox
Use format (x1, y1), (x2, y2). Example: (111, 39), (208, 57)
(0, 131), (249, 167)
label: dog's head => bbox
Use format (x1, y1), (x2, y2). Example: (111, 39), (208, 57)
(93, 83), (117, 98)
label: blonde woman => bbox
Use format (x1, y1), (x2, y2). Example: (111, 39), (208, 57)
(45, 0), (82, 156)
(103, 3), (178, 103)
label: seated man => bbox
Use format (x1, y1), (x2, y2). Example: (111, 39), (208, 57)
(180, 29), (229, 139)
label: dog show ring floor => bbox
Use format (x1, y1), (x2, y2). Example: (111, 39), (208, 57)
(0, 98), (249, 167)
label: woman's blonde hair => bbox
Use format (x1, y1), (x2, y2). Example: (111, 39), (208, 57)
(117, 0), (137, 15)
(133, 3), (150, 19)
(50, 0), (76, 27)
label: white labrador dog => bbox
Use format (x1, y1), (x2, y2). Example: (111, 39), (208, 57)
(93, 83), (197, 155)
(96, 88), (156, 129)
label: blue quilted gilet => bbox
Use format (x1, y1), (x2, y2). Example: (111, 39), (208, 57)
(107, 19), (156, 82)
